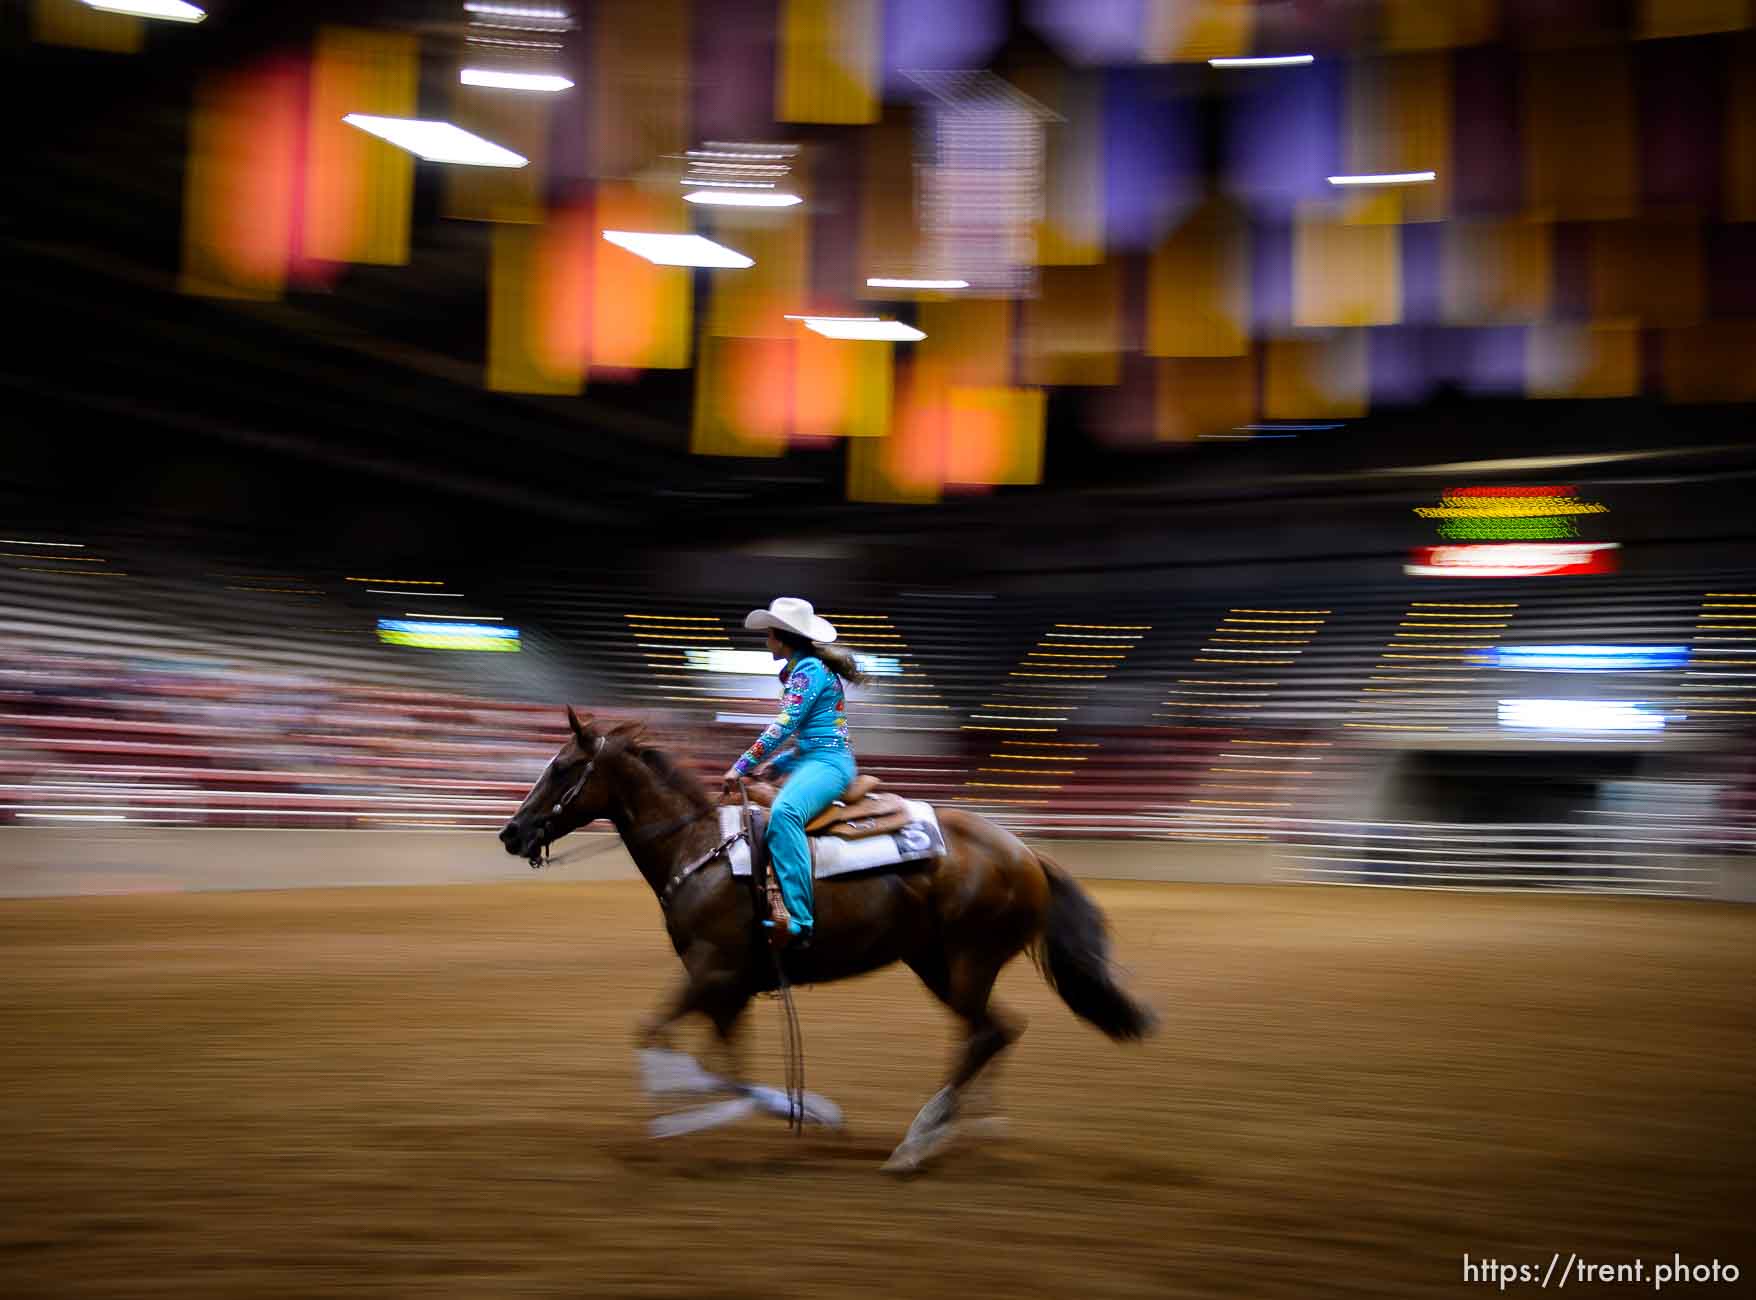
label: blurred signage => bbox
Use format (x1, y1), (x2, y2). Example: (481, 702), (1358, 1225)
(1414, 485), (1608, 541)
(1498, 699), (1669, 733)
(1406, 542), (1619, 578)
(687, 649), (783, 675)
(684, 648), (903, 676)
(1483, 645), (1689, 672)
(377, 619), (520, 652)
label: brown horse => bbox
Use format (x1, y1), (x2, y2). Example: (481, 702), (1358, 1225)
(498, 709), (1155, 1170)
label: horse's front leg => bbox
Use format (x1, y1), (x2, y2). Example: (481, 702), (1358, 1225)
(634, 958), (736, 1110)
(634, 950), (767, 1134)
(636, 969), (705, 1050)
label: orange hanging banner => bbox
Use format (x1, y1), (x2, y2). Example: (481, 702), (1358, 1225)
(944, 387), (1047, 487)
(847, 360), (945, 502)
(693, 336), (792, 457)
(181, 59), (307, 301)
(592, 184), (692, 372)
(486, 208), (592, 396)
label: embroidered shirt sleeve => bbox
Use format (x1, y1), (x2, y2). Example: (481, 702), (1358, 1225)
(734, 661), (823, 774)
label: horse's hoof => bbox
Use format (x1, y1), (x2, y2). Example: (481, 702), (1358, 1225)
(880, 1144), (926, 1174)
(881, 1122), (958, 1174)
(649, 1096), (758, 1138)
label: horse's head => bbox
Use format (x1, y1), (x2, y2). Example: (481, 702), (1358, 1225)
(499, 707), (613, 865)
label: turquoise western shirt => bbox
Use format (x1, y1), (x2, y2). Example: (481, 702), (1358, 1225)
(732, 654), (851, 776)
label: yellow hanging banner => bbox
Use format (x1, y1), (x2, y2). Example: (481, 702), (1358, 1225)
(778, 0), (879, 124)
(304, 27), (418, 266)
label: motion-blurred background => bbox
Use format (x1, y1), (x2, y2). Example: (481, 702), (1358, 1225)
(9, 0), (1756, 898)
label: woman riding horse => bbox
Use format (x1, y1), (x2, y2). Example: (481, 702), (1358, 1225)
(719, 597), (866, 948)
(498, 621), (1157, 1169)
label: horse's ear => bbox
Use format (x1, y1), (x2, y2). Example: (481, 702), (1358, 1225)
(566, 706), (593, 743)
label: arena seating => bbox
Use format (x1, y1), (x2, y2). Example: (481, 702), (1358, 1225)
(4, 546), (1753, 892)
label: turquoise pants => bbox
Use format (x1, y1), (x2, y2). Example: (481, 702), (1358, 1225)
(767, 749), (856, 935)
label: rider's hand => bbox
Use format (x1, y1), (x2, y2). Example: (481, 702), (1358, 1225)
(721, 766), (743, 790)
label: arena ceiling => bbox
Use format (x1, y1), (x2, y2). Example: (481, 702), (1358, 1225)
(10, 1), (1756, 576)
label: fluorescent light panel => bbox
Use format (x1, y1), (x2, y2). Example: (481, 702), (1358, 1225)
(602, 230), (753, 268)
(460, 68), (575, 92)
(82, 0), (204, 20)
(785, 315), (926, 342)
(684, 190), (803, 207)
(866, 277), (970, 290)
(343, 114), (528, 167)
(1498, 699), (1668, 733)
(1327, 170), (1437, 186)
(1208, 54), (1313, 67)
(687, 650), (785, 675)
(685, 648), (901, 676)
(465, 2), (569, 16)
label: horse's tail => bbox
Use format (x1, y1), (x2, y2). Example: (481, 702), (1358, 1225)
(1032, 855), (1157, 1041)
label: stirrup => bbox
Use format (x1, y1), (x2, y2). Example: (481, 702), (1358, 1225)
(764, 874), (791, 933)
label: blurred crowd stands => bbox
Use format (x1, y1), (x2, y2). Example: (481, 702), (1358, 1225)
(7, 549), (1756, 897)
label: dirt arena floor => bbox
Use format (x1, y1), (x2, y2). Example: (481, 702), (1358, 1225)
(2, 879), (1753, 1299)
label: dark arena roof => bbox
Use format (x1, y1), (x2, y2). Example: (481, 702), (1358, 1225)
(12, 0), (1756, 583)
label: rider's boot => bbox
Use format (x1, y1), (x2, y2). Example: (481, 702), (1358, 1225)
(763, 869), (793, 942)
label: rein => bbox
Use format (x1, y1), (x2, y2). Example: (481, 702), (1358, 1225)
(521, 746), (806, 1134)
(528, 736), (729, 887)
(534, 804), (721, 871)
(656, 777), (753, 910)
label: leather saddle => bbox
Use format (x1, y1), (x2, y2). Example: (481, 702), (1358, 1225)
(741, 773), (911, 841)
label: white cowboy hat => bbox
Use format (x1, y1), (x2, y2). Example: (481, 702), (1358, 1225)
(744, 597), (837, 644)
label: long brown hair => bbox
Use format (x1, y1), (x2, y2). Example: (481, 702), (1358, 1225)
(773, 629), (868, 686)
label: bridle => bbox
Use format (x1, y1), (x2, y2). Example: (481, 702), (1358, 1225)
(551, 734), (604, 819)
(527, 734), (604, 867)
(520, 752), (802, 1126)
(524, 733), (722, 872)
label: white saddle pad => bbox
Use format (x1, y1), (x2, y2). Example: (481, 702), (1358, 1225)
(722, 801), (945, 880)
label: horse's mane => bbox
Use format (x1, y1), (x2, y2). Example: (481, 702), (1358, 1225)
(607, 719), (713, 811)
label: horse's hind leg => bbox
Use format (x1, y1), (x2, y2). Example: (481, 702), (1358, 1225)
(886, 952), (1019, 1172)
(946, 954), (1020, 1092)
(907, 949), (1022, 1089)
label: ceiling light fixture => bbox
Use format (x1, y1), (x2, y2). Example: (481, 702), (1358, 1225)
(81, 0), (205, 20)
(684, 190), (803, 208)
(1327, 171), (1437, 186)
(1208, 54), (1314, 67)
(866, 277), (971, 290)
(460, 69), (575, 92)
(464, 3), (569, 17)
(785, 315), (926, 342)
(343, 114), (528, 167)
(602, 231), (754, 268)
